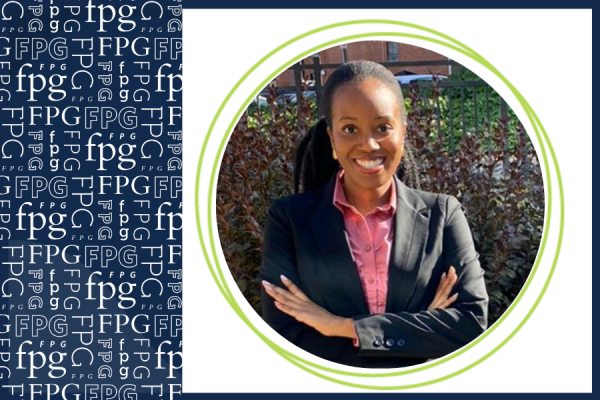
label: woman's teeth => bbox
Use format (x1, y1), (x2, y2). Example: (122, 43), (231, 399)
(355, 158), (384, 170)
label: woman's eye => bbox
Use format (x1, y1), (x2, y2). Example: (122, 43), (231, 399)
(378, 125), (392, 133)
(342, 126), (357, 134)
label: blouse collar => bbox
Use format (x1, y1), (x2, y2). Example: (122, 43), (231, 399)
(333, 170), (397, 217)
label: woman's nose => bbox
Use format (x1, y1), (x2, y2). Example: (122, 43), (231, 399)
(360, 135), (380, 151)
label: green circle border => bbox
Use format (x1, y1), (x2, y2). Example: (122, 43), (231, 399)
(195, 20), (564, 389)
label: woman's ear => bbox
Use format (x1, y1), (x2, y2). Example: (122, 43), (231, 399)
(326, 127), (339, 160)
(327, 126), (335, 148)
(398, 130), (406, 159)
(400, 123), (407, 148)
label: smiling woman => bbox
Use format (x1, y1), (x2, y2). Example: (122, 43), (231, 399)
(326, 76), (405, 208)
(259, 61), (488, 368)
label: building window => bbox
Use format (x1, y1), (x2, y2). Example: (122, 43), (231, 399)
(387, 42), (399, 61)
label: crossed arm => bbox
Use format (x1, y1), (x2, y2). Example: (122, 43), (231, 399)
(262, 266), (459, 340)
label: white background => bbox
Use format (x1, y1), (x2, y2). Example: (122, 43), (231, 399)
(183, 10), (592, 392)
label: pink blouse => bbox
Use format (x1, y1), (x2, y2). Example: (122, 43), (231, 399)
(332, 171), (397, 315)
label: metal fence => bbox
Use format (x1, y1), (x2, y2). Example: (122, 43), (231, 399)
(280, 58), (463, 111)
(253, 58), (519, 154)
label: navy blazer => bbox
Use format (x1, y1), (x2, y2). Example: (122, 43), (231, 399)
(260, 175), (488, 368)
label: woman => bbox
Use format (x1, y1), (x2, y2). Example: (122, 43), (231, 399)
(260, 60), (488, 368)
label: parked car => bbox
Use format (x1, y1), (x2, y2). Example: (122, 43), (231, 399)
(279, 90), (316, 105)
(395, 74), (448, 85)
(249, 95), (268, 108)
(276, 92), (297, 105)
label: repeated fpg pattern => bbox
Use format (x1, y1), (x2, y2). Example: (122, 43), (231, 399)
(0, 0), (183, 398)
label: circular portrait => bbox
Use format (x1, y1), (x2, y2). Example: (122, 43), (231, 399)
(216, 41), (544, 369)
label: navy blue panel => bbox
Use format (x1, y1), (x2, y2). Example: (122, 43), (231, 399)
(0, 0), (182, 398)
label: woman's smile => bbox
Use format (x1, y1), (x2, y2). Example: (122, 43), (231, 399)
(353, 156), (386, 174)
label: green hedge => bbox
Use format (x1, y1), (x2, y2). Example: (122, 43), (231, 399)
(217, 82), (544, 327)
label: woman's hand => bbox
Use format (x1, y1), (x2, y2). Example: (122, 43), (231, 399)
(262, 275), (355, 339)
(428, 266), (459, 311)
(263, 267), (459, 338)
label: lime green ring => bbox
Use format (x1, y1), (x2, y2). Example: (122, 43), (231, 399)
(195, 20), (564, 389)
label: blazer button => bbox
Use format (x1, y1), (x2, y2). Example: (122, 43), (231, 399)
(397, 339), (406, 347)
(373, 338), (383, 347)
(385, 339), (395, 348)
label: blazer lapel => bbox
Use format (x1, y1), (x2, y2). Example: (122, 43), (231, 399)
(309, 177), (369, 315)
(387, 177), (431, 312)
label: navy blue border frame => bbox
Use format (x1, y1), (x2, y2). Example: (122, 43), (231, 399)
(178, 396), (595, 398)
(176, 5), (595, 397)
(0, 2), (591, 399)
(181, 4), (596, 397)
(182, 2), (594, 8)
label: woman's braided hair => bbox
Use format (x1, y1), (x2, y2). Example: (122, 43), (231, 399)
(293, 60), (420, 193)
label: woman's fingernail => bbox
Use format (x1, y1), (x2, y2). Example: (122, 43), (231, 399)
(280, 275), (289, 282)
(262, 280), (271, 288)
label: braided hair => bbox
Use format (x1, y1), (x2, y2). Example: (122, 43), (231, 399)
(293, 60), (421, 194)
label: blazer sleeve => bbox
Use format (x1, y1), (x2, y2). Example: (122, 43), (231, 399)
(353, 195), (489, 359)
(260, 199), (353, 361)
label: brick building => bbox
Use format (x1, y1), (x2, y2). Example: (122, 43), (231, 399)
(275, 41), (452, 87)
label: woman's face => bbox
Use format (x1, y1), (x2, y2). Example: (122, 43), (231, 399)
(327, 78), (405, 194)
